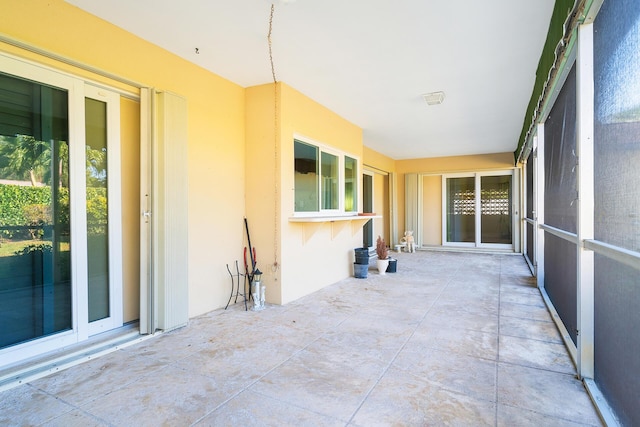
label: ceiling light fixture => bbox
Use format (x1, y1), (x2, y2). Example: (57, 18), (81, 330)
(423, 91), (445, 105)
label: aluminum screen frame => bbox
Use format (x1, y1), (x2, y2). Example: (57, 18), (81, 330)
(592, 0), (640, 423)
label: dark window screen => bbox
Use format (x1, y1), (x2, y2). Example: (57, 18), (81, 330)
(526, 150), (534, 220)
(544, 66), (577, 233)
(543, 233), (577, 344)
(543, 64), (578, 345)
(594, 256), (640, 426)
(526, 222), (534, 266)
(525, 150), (535, 266)
(593, 0), (640, 424)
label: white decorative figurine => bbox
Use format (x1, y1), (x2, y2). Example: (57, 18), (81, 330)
(401, 230), (415, 253)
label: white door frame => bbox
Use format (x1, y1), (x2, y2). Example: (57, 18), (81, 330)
(441, 169), (518, 250)
(0, 54), (124, 367)
(84, 84), (123, 337)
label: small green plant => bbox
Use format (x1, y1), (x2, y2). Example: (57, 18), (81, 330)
(376, 235), (388, 260)
(14, 242), (52, 256)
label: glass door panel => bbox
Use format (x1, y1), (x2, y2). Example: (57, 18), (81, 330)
(85, 97), (110, 323)
(363, 173), (373, 247)
(0, 74), (72, 349)
(480, 175), (512, 244)
(446, 177), (475, 243)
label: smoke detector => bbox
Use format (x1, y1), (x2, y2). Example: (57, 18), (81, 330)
(423, 91), (445, 105)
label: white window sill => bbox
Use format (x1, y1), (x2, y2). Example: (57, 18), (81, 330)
(288, 214), (380, 223)
(288, 215), (381, 243)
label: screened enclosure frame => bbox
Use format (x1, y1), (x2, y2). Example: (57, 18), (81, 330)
(517, 1), (640, 424)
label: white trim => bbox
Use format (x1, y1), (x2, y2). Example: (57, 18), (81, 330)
(540, 224), (579, 244)
(474, 173), (481, 246)
(584, 240), (640, 272)
(584, 379), (622, 427)
(84, 85), (124, 336)
(292, 135), (361, 217)
(532, 133), (539, 276)
(576, 22), (595, 380)
(0, 53), (126, 367)
(540, 286), (578, 363)
(389, 172), (398, 247)
(441, 170), (517, 250)
(416, 173), (423, 247)
(0, 55), (85, 365)
(0, 34), (141, 99)
(583, 0), (606, 24)
(71, 78), (89, 342)
(536, 123), (545, 289)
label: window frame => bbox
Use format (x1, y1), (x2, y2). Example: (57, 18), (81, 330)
(293, 136), (360, 217)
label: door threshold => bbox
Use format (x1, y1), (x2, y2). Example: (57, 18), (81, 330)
(0, 323), (156, 392)
(418, 246), (520, 255)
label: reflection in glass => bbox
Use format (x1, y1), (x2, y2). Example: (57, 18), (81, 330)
(321, 152), (338, 210)
(0, 73), (71, 349)
(446, 177), (475, 242)
(344, 156), (357, 212)
(294, 140), (318, 212)
(85, 98), (109, 322)
(480, 175), (512, 244)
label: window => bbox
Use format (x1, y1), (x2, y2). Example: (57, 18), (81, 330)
(294, 139), (359, 215)
(294, 140), (318, 212)
(321, 152), (338, 210)
(344, 156), (357, 212)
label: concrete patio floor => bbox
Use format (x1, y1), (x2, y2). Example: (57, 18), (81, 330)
(0, 251), (603, 426)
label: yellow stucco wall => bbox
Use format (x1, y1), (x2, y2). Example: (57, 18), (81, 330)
(245, 83), (280, 301)
(395, 153), (515, 240)
(246, 82), (364, 304)
(363, 146), (395, 173)
(1, 0), (246, 318)
(280, 83), (363, 304)
(363, 146), (395, 245)
(120, 97), (141, 322)
(422, 175), (443, 245)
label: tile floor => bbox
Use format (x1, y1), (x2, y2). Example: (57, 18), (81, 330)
(0, 251), (603, 426)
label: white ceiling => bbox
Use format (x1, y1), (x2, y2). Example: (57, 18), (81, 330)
(66, 0), (555, 160)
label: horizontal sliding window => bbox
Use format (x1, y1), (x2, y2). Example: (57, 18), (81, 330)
(294, 139), (359, 215)
(344, 155), (357, 213)
(294, 140), (318, 212)
(321, 152), (338, 210)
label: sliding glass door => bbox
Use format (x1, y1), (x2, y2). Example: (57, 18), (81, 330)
(0, 73), (72, 349)
(0, 57), (122, 364)
(446, 177), (476, 243)
(84, 85), (122, 336)
(480, 175), (512, 244)
(444, 172), (514, 249)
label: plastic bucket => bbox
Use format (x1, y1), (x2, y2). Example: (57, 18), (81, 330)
(386, 258), (397, 273)
(354, 248), (370, 265)
(355, 255), (369, 265)
(353, 263), (368, 278)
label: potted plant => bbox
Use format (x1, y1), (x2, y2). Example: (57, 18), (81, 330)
(376, 235), (389, 274)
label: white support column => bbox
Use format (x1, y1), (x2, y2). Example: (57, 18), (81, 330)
(576, 22), (595, 379)
(535, 124), (545, 289)
(389, 172), (398, 248)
